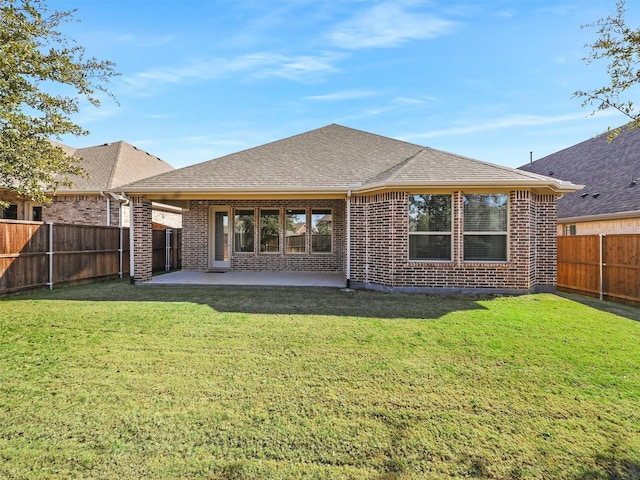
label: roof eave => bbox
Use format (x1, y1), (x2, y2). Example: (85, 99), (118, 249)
(353, 180), (584, 195)
(116, 186), (350, 200)
(559, 209), (640, 223)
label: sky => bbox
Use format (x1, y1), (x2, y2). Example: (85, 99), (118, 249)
(46, 0), (640, 169)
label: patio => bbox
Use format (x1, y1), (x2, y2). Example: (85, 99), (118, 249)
(145, 270), (346, 288)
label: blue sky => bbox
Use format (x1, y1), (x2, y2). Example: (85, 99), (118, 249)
(49, 0), (638, 169)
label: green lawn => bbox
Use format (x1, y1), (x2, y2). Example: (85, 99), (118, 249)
(1, 281), (639, 479)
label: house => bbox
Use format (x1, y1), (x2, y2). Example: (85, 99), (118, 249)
(519, 127), (640, 235)
(120, 124), (579, 292)
(0, 141), (182, 228)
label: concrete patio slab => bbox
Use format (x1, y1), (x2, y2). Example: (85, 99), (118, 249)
(145, 270), (346, 288)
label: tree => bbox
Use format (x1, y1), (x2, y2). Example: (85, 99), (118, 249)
(0, 0), (118, 207)
(574, 1), (640, 139)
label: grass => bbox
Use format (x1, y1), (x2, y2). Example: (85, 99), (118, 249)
(0, 280), (639, 479)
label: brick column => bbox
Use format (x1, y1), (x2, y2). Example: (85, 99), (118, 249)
(132, 196), (153, 282)
(533, 194), (558, 292)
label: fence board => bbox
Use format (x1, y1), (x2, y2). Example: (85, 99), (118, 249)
(558, 234), (640, 305)
(1, 222), (183, 294)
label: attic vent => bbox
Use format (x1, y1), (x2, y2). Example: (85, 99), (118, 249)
(548, 171), (554, 176)
(102, 143), (108, 146)
(133, 146), (139, 150)
(580, 192), (588, 198)
(592, 193), (600, 198)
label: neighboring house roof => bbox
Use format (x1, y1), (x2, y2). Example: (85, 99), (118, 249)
(121, 124), (578, 197)
(518, 127), (640, 221)
(52, 141), (174, 194)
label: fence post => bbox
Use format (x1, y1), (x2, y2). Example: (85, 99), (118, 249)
(46, 221), (54, 290)
(119, 226), (124, 278)
(165, 229), (172, 271)
(599, 233), (604, 301)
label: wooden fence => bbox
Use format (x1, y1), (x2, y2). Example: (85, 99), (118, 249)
(558, 234), (640, 305)
(1, 221), (181, 294)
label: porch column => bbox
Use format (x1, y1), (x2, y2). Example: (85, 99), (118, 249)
(132, 196), (153, 283)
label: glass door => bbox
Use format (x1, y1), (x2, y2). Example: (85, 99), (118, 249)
(210, 207), (230, 269)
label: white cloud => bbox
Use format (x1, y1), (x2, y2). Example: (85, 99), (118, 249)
(405, 112), (619, 140)
(328, 1), (457, 49)
(121, 52), (341, 93)
(306, 89), (379, 101)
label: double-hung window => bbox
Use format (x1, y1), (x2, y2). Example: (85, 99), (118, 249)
(463, 194), (508, 261)
(285, 209), (307, 254)
(234, 209), (255, 253)
(311, 209), (332, 253)
(260, 209), (281, 253)
(408, 194), (452, 261)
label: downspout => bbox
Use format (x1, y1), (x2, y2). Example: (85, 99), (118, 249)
(346, 190), (351, 289)
(119, 192), (135, 284)
(115, 193), (130, 279)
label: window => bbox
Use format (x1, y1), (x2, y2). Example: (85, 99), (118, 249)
(0, 204), (18, 220)
(285, 209), (307, 254)
(260, 209), (280, 253)
(32, 206), (43, 222)
(566, 224), (576, 236)
(311, 209), (332, 253)
(463, 194), (508, 261)
(234, 209), (254, 253)
(408, 194), (452, 261)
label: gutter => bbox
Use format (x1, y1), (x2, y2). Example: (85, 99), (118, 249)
(118, 179), (583, 199)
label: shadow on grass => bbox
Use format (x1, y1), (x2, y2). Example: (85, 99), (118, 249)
(557, 292), (640, 322)
(5, 278), (492, 319)
(576, 443), (640, 479)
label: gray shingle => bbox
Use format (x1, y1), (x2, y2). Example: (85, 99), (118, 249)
(519, 127), (640, 219)
(55, 141), (174, 192)
(122, 124), (577, 195)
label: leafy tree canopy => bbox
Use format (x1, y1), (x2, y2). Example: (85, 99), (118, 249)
(574, 0), (640, 139)
(0, 0), (118, 206)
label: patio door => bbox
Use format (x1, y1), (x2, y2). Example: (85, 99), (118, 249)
(209, 207), (230, 269)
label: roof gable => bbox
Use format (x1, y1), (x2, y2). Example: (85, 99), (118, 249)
(56, 141), (174, 192)
(519, 127), (640, 219)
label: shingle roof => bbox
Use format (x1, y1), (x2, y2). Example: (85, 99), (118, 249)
(120, 124), (578, 195)
(519, 127), (640, 219)
(54, 141), (174, 192)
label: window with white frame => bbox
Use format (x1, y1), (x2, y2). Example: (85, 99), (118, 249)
(311, 209), (332, 253)
(234, 209), (255, 253)
(408, 194), (452, 261)
(285, 209), (307, 254)
(260, 209), (280, 253)
(463, 194), (508, 261)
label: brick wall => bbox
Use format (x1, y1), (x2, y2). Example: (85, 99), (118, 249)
(44, 195), (121, 226)
(132, 197), (153, 282)
(178, 192), (558, 292)
(182, 199), (345, 272)
(349, 190), (558, 293)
